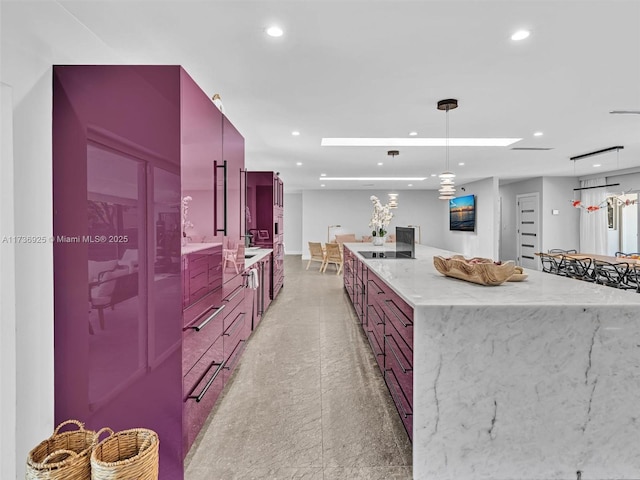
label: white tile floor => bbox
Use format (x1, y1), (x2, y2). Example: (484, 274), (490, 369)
(184, 255), (412, 479)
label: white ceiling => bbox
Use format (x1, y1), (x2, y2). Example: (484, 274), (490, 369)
(58, 0), (640, 193)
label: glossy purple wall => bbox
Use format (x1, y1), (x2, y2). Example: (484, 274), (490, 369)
(53, 66), (183, 479)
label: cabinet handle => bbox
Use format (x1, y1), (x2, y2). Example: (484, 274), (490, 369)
(214, 160), (227, 235)
(384, 300), (412, 328)
(186, 305), (226, 332)
(188, 361), (224, 402)
(223, 312), (245, 337)
(224, 339), (246, 371)
(384, 335), (412, 373)
(385, 369), (412, 418)
(224, 285), (244, 302)
(367, 279), (384, 295)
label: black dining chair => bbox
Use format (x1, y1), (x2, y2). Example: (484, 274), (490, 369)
(625, 265), (640, 292)
(564, 256), (594, 282)
(615, 251), (640, 258)
(540, 253), (566, 275)
(548, 249), (578, 254)
(593, 260), (634, 290)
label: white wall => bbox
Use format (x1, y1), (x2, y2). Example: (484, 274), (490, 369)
(541, 177), (580, 253)
(300, 189), (441, 259)
(499, 177), (543, 262)
(283, 193), (302, 254)
(1, 81), (17, 480)
(441, 177), (499, 259)
(1, 2), (121, 476)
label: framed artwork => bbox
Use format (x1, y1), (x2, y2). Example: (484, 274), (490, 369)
(607, 197), (618, 230)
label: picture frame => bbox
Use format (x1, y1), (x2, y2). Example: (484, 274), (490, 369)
(607, 196), (618, 230)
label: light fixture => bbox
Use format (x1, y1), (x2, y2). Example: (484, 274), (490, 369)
(387, 150), (400, 208)
(437, 99), (458, 200)
(320, 173), (327, 177)
(296, 162), (302, 166)
(458, 162), (465, 166)
(377, 162), (383, 166)
(321, 137), (520, 147)
(292, 131), (300, 136)
(321, 184), (326, 187)
(409, 131), (418, 136)
(511, 29), (530, 41)
(327, 224), (341, 243)
(593, 164), (601, 167)
(266, 26), (284, 37)
(321, 177), (426, 181)
(534, 131), (543, 136)
(430, 173), (437, 177)
(408, 184), (413, 187)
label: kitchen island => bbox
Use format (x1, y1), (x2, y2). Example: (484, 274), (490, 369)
(343, 243), (640, 480)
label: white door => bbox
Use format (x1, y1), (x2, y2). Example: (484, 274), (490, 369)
(517, 193), (540, 270)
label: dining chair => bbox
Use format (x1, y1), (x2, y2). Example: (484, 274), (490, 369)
(615, 251), (640, 258)
(322, 242), (343, 275)
(625, 265), (640, 292)
(539, 253), (566, 275)
(593, 260), (634, 289)
(306, 242), (327, 271)
(548, 249), (577, 254)
(563, 256), (594, 282)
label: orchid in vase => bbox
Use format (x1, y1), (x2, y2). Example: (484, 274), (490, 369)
(369, 195), (393, 239)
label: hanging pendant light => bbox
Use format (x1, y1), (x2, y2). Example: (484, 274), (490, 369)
(387, 150), (399, 208)
(437, 99), (458, 200)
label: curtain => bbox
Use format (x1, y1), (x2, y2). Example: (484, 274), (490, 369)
(579, 178), (608, 254)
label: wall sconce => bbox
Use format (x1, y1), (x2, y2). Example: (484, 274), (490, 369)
(407, 224), (422, 244)
(327, 224), (341, 243)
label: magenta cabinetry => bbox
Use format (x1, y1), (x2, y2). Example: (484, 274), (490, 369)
(343, 247), (414, 440)
(53, 66), (248, 479)
(246, 172), (284, 301)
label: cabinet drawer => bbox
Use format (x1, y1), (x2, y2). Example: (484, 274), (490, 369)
(183, 336), (225, 454)
(183, 335), (224, 400)
(384, 333), (413, 375)
(384, 367), (413, 440)
(382, 298), (413, 349)
(183, 287), (223, 328)
(182, 297), (225, 375)
(222, 275), (245, 313)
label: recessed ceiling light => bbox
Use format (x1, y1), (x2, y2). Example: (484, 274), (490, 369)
(296, 162), (302, 166)
(409, 131), (418, 136)
(430, 173), (437, 177)
(321, 184), (326, 187)
(321, 177), (426, 181)
(511, 29), (530, 41)
(593, 164), (601, 167)
(408, 184), (413, 187)
(377, 162), (383, 166)
(291, 131), (300, 136)
(321, 138), (521, 147)
(320, 173), (327, 177)
(458, 162), (465, 166)
(534, 131), (543, 137)
(266, 26), (284, 37)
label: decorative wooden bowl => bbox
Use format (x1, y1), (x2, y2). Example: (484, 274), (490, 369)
(433, 255), (516, 286)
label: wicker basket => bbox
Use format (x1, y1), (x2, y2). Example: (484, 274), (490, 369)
(26, 420), (112, 480)
(91, 428), (159, 480)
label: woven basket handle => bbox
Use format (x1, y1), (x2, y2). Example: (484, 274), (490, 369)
(53, 419), (85, 435)
(41, 449), (78, 465)
(95, 427), (114, 442)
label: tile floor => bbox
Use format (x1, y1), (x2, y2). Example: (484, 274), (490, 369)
(184, 255), (412, 479)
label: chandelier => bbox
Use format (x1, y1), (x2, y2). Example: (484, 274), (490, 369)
(437, 99), (458, 200)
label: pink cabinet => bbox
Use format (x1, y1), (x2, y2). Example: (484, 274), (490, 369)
(246, 172), (284, 301)
(53, 65), (249, 479)
(343, 246), (414, 440)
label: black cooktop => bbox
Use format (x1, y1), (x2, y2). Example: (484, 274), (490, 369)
(358, 251), (413, 259)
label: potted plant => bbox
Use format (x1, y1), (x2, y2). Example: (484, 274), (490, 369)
(369, 195), (393, 246)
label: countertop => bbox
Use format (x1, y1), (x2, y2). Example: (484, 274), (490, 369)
(344, 243), (640, 307)
(181, 242), (222, 255)
(243, 247), (272, 269)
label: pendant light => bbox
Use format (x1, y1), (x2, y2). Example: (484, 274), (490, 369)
(387, 150), (399, 208)
(437, 98), (458, 200)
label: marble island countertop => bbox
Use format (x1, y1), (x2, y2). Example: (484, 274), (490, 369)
(344, 243), (640, 307)
(181, 242), (222, 255)
(344, 242), (640, 480)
